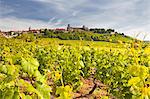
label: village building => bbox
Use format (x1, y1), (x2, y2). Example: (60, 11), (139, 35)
(30, 29), (40, 34)
(28, 27), (41, 34)
(110, 32), (116, 35)
(67, 24), (89, 32)
(55, 28), (66, 32)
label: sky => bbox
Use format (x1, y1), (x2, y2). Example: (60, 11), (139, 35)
(0, 0), (150, 41)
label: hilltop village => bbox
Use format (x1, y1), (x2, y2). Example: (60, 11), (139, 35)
(0, 24), (119, 38)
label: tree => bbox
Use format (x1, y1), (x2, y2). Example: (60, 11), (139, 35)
(107, 29), (115, 33)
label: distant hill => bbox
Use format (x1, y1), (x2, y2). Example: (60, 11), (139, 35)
(39, 29), (134, 43)
(1, 28), (135, 43)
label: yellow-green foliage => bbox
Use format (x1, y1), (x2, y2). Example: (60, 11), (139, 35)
(0, 36), (150, 99)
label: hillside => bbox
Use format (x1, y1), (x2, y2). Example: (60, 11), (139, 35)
(13, 29), (134, 44)
(42, 29), (134, 43)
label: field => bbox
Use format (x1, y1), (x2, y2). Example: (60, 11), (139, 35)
(0, 36), (150, 99)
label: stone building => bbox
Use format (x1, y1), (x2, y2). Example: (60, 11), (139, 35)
(67, 24), (88, 32)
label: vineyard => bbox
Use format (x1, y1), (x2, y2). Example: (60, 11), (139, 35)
(0, 36), (150, 99)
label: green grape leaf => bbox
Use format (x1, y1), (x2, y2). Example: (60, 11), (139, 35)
(21, 58), (34, 75)
(12, 91), (20, 99)
(28, 58), (39, 68)
(2, 88), (14, 99)
(25, 95), (32, 99)
(128, 77), (141, 86)
(18, 79), (44, 99)
(33, 70), (45, 83)
(0, 65), (7, 74)
(35, 82), (51, 99)
(56, 85), (72, 99)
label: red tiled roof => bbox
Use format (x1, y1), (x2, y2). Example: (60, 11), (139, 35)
(56, 28), (65, 30)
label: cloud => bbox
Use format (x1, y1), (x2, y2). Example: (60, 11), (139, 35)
(0, 17), (64, 31)
(30, 0), (87, 13)
(118, 24), (150, 41)
(72, 11), (79, 16)
(0, 3), (14, 16)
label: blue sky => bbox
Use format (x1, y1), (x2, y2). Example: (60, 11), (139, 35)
(0, 0), (150, 40)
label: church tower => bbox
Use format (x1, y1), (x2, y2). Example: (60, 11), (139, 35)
(83, 25), (86, 30)
(67, 24), (71, 31)
(29, 27), (31, 31)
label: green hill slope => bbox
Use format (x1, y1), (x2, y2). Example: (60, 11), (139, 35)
(37, 30), (134, 43)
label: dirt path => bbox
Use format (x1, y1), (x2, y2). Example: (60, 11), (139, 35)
(73, 77), (110, 99)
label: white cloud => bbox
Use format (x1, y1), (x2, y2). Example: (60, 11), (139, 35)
(0, 17), (63, 31)
(30, 0), (87, 12)
(72, 11), (79, 16)
(118, 24), (150, 41)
